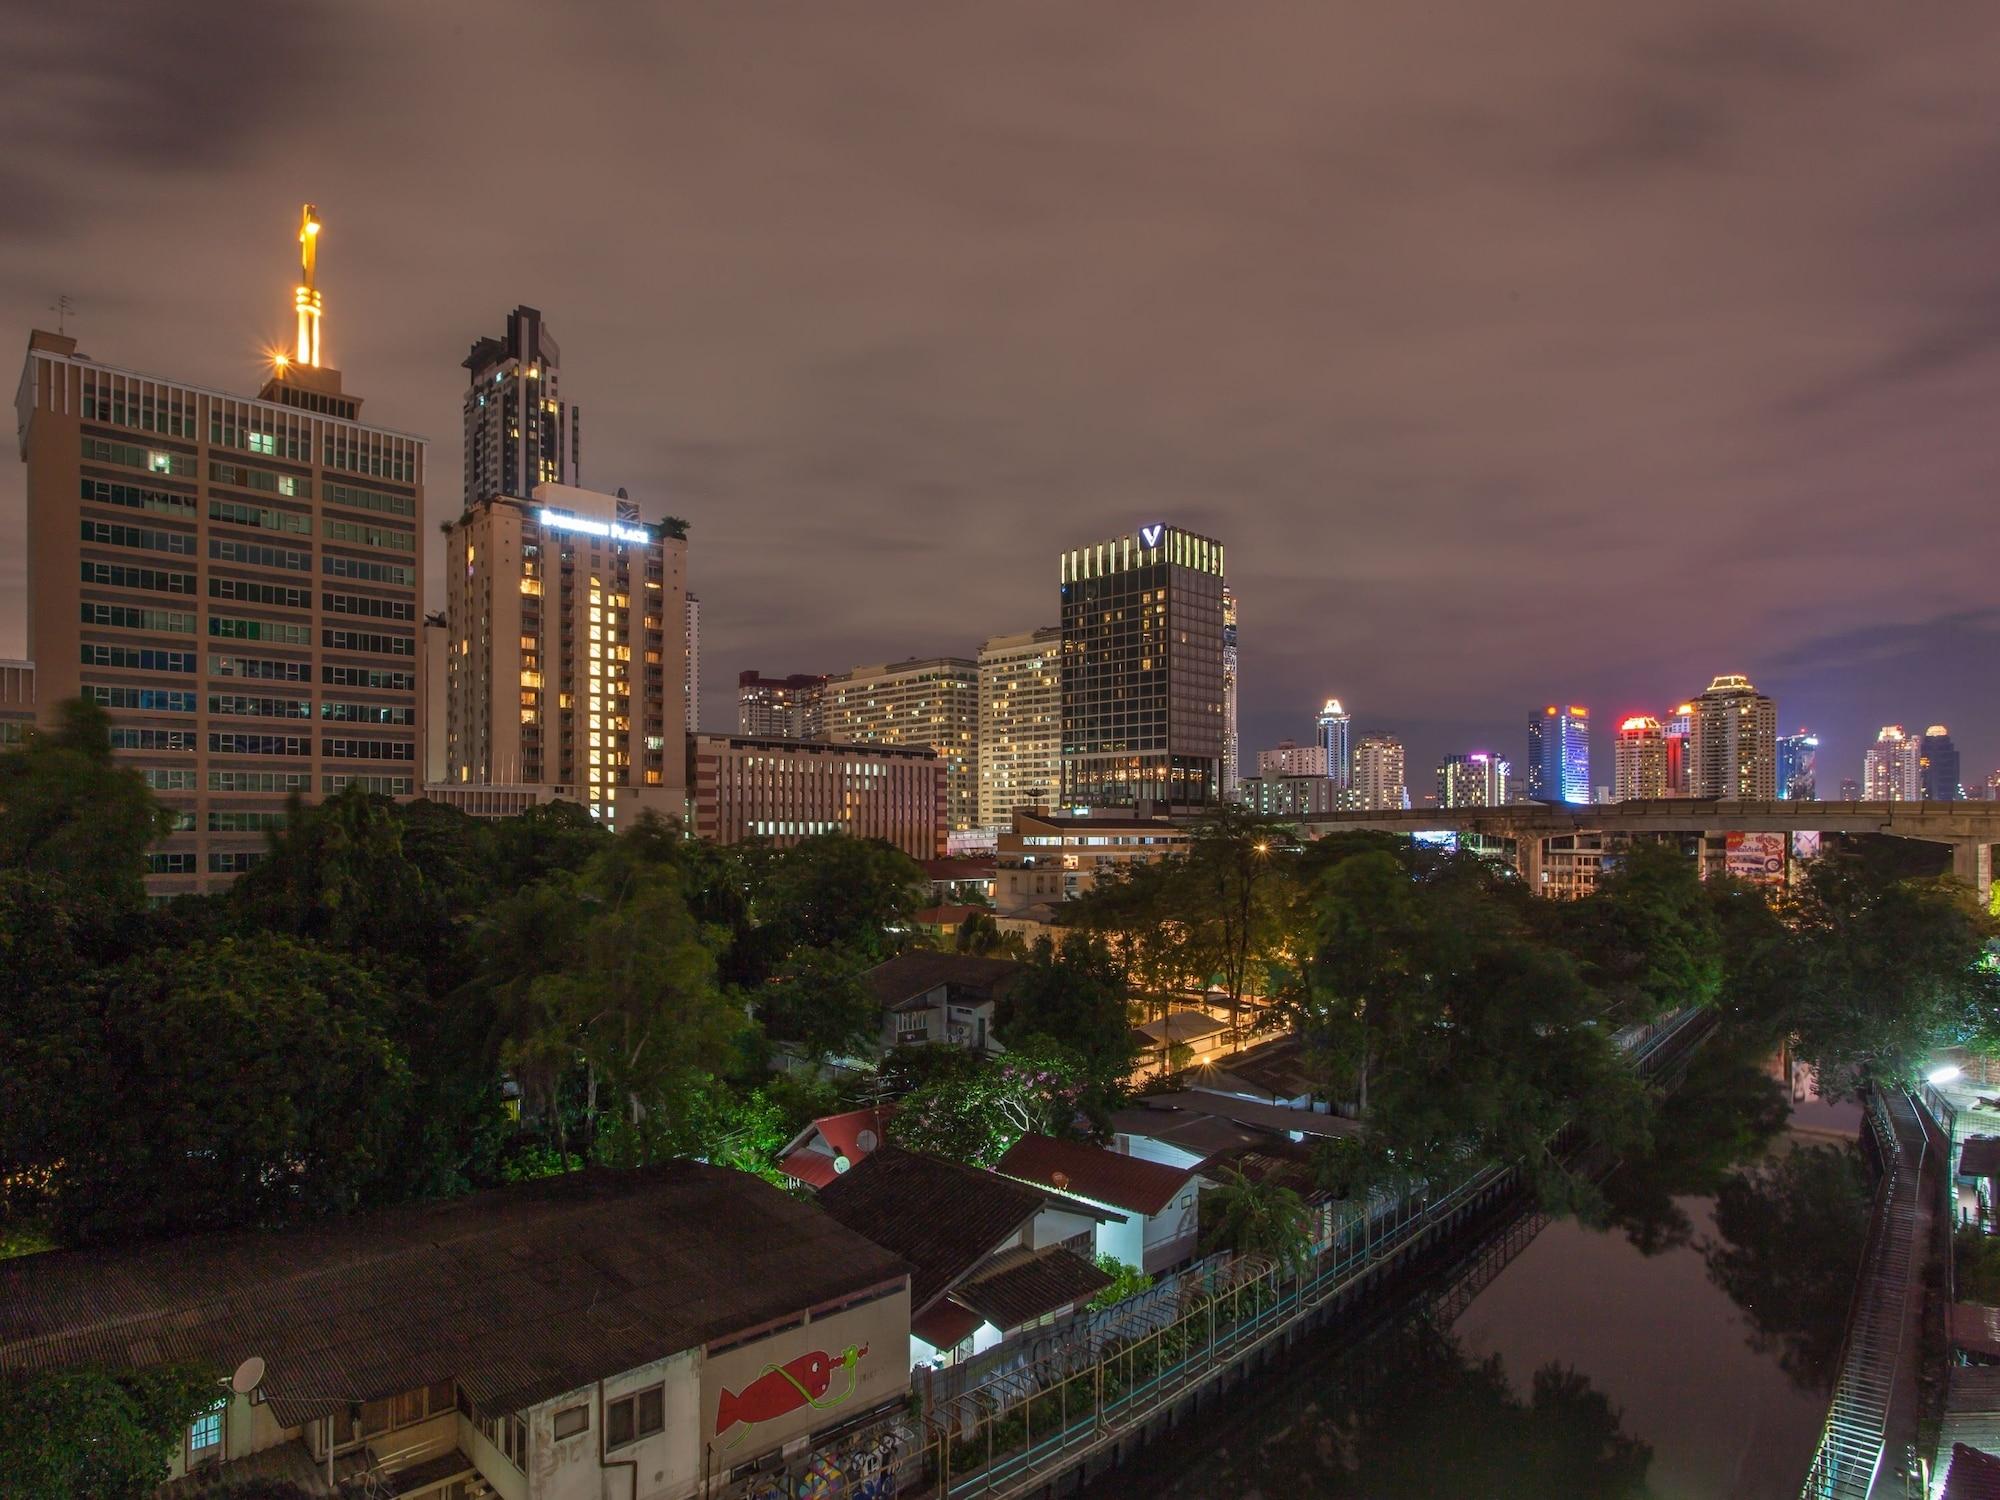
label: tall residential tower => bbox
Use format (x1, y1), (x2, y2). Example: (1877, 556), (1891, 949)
(1688, 674), (1777, 799)
(461, 306), (580, 508)
(977, 627), (1062, 829)
(1316, 698), (1352, 789)
(1059, 524), (1226, 808)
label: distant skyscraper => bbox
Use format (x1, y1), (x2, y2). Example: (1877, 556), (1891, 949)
(1059, 524), (1226, 808)
(1221, 587), (1239, 798)
(1863, 725), (1922, 801)
(1614, 716), (1667, 800)
(737, 671), (827, 741)
(684, 593), (700, 734)
(1689, 675), (1777, 799)
(1317, 698), (1352, 789)
(461, 305), (580, 507)
(1354, 734), (1406, 811)
(1257, 740), (1328, 777)
(1775, 729), (1819, 800)
(1664, 702), (1693, 796)
(977, 627), (1062, 828)
(1526, 705), (1589, 804)
(829, 657), (979, 831)
(1437, 751), (1507, 808)
(1840, 776), (1861, 801)
(1920, 724), (1960, 801)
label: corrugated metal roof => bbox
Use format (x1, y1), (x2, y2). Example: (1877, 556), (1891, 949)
(1945, 1443), (2000, 1500)
(997, 1134), (1193, 1216)
(1142, 1091), (1363, 1141)
(861, 953), (1024, 1010)
(0, 1162), (907, 1425)
(949, 1247), (1110, 1331)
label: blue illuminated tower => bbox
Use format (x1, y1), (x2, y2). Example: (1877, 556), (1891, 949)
(1526, 704), (1590, 805)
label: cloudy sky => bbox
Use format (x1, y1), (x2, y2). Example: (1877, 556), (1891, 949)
(3, 2), (1996, 790)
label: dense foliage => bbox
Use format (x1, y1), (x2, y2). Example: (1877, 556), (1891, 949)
(0, 1366), (219, 1500)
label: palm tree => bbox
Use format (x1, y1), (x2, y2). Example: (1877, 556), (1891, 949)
(1198, 1166), (1314, 1270)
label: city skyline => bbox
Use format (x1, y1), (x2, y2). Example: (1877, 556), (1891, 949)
(1, 6), (1996, 792)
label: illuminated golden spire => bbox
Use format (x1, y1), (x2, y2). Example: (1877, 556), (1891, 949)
(293, 203), (323, 367)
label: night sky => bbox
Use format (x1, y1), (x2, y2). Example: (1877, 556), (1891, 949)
(4, 3), (1996, 791)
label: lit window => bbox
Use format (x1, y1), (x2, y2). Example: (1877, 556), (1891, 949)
(188, 1400), (225, 1463)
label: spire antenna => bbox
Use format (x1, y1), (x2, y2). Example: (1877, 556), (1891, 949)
(294, 204), (323, 367)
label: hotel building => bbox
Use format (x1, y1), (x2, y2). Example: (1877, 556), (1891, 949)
(442, 484), (686, 826)
(688, 732), (944, 859)
(827, 657), (979, 832)
(976, 626), (1062, 829)
(461, 305), (579, 506)
(1688, 674), (1777, 799)
(1059, 524), (1226, 809)
(15, 209), (424, 893)
(1613, 716), (1667, 801)
(1352, 734), (1407, 811)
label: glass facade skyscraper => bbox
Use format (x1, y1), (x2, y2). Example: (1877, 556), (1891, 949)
(1316, 698), (1352, 789)
(1775, 729), (1819, 800)
(1526, 704), (1590, 804)
(1059, 525), (1225, 808)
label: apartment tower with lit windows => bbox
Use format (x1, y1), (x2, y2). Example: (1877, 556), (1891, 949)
(442, 485), (686, 825)
(826, 657), (979, 831)
(1059, 524), (1226, 809)
(977, 626), (1062, 829)
(461, 306), (580, 506)
(15, 207), (425, 895)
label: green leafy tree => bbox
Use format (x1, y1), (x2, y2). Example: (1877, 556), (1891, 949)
(1180, 805), (1296, 1036)
(1088, 1255), (1153, 1309)
(0, 697), (171, 908)
(955, 909), (1024, 958)
(1198, 1166), (1314, 1270)
(0, 1365), (220, 1500)
(1705, 1142), (1873, 1392)
(889, 1039), (1088, 1165)
(1550, 839), (1721, 1021)
(996, 935), (1137, 1093)
(759, 947), (883, 1061)
(759, 833), (925, 961)
(29, 936), (415, 1243)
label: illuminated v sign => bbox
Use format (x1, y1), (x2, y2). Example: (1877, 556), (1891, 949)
(1139, 524), (1164, 548)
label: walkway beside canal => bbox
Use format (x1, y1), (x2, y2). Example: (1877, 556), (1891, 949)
(1797, 1086), (1936, 1500)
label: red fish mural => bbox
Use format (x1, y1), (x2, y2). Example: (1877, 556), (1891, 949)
(716, 1343), (869, 1438)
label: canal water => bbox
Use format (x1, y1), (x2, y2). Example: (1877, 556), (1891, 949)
(1085, 1038), (1870, 1499)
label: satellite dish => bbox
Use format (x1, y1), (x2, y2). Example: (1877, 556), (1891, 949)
(855, 1129), (879, 1153)
(833, 1153), (852, 1174)
(229, 1356), (266, 1396)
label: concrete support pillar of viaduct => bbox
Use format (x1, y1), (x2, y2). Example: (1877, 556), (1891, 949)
(1513, 834), (1545, 893)
(1951, 841), (1993, 909)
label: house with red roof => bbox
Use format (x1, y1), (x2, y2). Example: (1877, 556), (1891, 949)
(777, 1106), (895, 1190)
(996, 1134), (1207, 1275)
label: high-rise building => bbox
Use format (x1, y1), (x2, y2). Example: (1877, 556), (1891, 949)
(16, 208), (426, 894)
(1316, 698), (1352, 788)
(1526, 705), (1590, 804)
(1920, 724), (1960, 801)
(828, 657), (979, 831)
(1221, 586), (1239, 798)
(1775, 729), (1819, 801)
(1437, 751), (1507, 808)
(1059, 524), (1225, 808)
(443, 484), (686, 826)
(1614, 716), (1667, 800)
(1840, 777), (1861, 801)
(1688, 675), (1777, 799)
(1239, 774), (1346, 819)
(737, 671), (828, 741)
(683, 593), (701, 734)
(1353, 734), (1406, 811)
(422, 612), (448, 785)
(1664, 702), (1693, 796)
(461, 306), (580, 508)
(976, 627), (1062, 829)
(1256, 740), (1328, 778)
(1863, 725), (1922, 801)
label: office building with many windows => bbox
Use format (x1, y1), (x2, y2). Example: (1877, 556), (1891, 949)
(1437, 751), (1508, 808)
(17, 220), (426, 894)
(1614, 716), (1667, 801)
(1863, 724), (1922, 802)
(1059, 524), (1225, 809)
(737, 671), (829, 742)
(1221, 587), (1239, 797)
(688, 733), (944, 858)
(1921, 724), (1960, 802)
(1353, 733), (1407, 811)
(461, 305), (580, 508)
(1256, 740), (1328, 778)
(1776, 729), (1819, 801)
(976, 627), (1062, 829)
(442, 484), (686, 826)
(827, 657), (979, 832)
(1689, 674), (1777, 799)
(1316, 698), (1352, 790)
(1526, 704), (1590, 804)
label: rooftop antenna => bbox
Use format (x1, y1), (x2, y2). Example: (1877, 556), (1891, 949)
(49, 294), (74, 335)
(294, 203), (323, 367)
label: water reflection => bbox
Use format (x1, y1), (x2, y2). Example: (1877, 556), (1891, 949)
(1086, 1033), (1871, 1499)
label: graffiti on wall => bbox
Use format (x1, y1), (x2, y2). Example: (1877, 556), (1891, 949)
(738, 1419), (911, 1500)
(717, 1344), (870, 1445)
